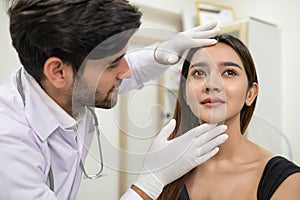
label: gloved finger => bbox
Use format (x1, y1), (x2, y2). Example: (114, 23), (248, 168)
(197, 133), (228, 155)
(195, 147), (220, 165)
(189, 28), (220, 39)
(167, 54), (180, 65)
(156, 52), (180, 65)
(196, 125), (227, 146)
(156, 119), (176, 140)
(191, 21), (218, 32)
(191, 39), (218, 47)
(177, 123), (216, 142)
(192, 124), (225, 138)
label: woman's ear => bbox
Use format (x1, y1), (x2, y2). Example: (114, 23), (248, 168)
(245, 82), (258, 106)
(43, 57), (72, 88)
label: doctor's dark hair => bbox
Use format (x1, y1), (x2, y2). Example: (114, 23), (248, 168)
(157, 34), (258, 200)
(8, 0), (142, 83)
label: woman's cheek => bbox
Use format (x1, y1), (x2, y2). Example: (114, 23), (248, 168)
(185, 82), (201, 116)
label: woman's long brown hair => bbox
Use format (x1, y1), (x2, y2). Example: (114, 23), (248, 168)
(157, 34), (258, 199)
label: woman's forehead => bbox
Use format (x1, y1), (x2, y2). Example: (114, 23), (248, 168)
(190, 43), (243, 67)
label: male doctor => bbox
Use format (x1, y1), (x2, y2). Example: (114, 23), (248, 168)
(0, 0), (228, 199)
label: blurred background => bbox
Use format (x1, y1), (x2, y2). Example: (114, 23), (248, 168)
(1, 0), (300, 199)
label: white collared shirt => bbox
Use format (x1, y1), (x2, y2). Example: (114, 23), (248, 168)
(0, 69), (95, 200)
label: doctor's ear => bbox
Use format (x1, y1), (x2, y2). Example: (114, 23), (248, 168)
(43, 57), (73, 88)
(245, 82), (258, 106)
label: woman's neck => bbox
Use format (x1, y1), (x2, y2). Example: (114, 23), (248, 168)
(204, 117), (252, 163)
(212, 122), (246, 161)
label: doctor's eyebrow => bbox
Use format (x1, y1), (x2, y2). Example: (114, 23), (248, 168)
(110, 53), (125, 65)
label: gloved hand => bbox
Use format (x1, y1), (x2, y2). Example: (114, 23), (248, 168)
(133, 119), (228, 199)
(154, 21), (220, 65)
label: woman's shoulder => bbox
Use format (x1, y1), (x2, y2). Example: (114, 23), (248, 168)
(262, 156), (300, 174)
(272, 171), (300, 200)
(258, 156), (300, 200)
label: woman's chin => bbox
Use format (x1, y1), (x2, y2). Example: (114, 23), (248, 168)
(199, 117), (226, 125)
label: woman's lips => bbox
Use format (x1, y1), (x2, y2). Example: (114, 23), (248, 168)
(201, 97), (225, 107)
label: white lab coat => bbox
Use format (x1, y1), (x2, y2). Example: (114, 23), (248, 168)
(0, 45), (167, 200)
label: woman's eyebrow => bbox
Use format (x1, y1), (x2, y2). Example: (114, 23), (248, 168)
(191, 61), (242, 70)
(190, 62), (209, 67)
(221, 61), (242, 69)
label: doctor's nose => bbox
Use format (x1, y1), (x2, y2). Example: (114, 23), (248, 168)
(117, 58), (132, 80)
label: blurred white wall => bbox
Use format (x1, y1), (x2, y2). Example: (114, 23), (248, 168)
(0, 1), (20, 83)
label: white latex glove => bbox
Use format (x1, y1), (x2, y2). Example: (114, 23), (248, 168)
(154, 21), (220, 65)
(133, 119), (228, 199)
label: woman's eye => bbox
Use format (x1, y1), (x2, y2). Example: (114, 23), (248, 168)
(192, 70), (206, 77)
(223, 69), (237, 76)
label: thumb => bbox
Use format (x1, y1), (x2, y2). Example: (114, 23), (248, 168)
(157, 119), (176, 140)
(167, 54), (180, 65)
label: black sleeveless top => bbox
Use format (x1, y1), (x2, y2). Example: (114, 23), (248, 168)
(179, 156), (300, 200)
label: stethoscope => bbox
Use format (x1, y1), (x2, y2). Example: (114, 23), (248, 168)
(16, 68), (104, 192)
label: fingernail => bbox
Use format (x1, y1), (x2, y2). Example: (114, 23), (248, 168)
(168, 55), (179, 64)
(216, 124), (227, 132)
(220, 134), (229, 142)
(220, 125), (227, 132)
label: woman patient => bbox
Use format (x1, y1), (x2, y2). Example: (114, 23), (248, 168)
(158, 34), (300, 200)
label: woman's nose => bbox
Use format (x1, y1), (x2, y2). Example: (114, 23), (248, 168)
(203, 72), (223, 93)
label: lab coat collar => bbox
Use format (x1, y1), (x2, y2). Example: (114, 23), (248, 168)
(21, 70), (77, 141)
